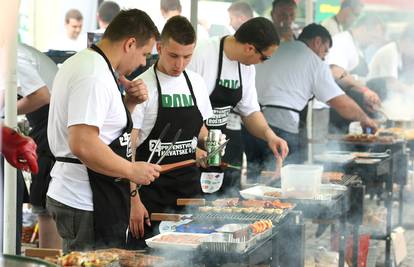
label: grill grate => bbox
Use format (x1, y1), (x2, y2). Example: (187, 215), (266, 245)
(193, 210), (287, 224)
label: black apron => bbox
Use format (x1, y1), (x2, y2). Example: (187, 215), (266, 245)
(203, 36), (243, 195)
(260, 96), (313, 164)
(26, 104), (55, 207)
(55, 44), (132, 249)
(134, 63), (203, 235)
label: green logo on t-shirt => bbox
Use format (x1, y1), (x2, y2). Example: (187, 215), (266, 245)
(161, 94), (194, 108)
(219, 79), (239, 89)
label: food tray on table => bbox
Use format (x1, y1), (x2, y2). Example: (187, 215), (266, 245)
(145, 232), (210, 251)
(201, 233), (257, 253)
(240, 184), (347, 201)
(313, 153), (356, 164)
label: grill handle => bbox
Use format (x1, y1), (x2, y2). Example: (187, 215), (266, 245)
(176, 198), (206, 206)
(150, 213), (192, 222)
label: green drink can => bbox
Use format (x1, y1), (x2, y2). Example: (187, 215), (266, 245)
(206, 129), (222, 166)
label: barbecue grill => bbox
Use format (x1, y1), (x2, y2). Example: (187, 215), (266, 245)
(150, 205), (304, 267)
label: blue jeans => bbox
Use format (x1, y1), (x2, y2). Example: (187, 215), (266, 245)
(241, 125), (303, 180)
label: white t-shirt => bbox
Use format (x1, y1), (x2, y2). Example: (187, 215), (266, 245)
(368, 42), (401, 80)
(132, 65), (213, 145)
(48, 33), (87, 52)
(321, 16), (343, 37)
(47, 48), (127, 211)
(327, 31), (359, 72)
(256, 41), (344, 133)
(188, 36), (260, 117)
(17, 44), (58, 97)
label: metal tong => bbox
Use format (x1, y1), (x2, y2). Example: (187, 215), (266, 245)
(130, 125), (182, 197)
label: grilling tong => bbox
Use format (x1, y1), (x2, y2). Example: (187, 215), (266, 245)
(130, 123), (181, 196)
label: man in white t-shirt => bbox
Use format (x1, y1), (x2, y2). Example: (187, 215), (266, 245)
(321, 0), (363, 37)
(228, 1), (253, 31)
(128, 16), (212, 248)
(271, 0), (298, 42)
(46, 9), (161, 252)
(16, 43), (61, 249)
(189, 17), (288, 191)
(327, 15), (383, 112)
(254, 23), (377, 166)
(368, 24), (414, 84)
(48, 9), (85, 52)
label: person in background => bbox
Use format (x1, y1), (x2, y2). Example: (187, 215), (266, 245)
(368, 24), (414, 85)
(228, 1), (253, 32)
(250, 23), (377, 167)
(96, 1), (121, 32)
(128, 16), (212, 248)
(270, 0), (298, 42)
(158, 0), (210, 40)
(327, 15), (383, 112)
(48, 9), (85, 52)
(189, 17), (288, 194)
(88, 1), (121, 49)
(16, 43), (61, 249)
(321, 0), (363, 37)
(46, 9), (161, 252)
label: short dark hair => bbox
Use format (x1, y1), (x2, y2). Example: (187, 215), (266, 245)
(228, 1), (253, 18)
(271, 0), (297, 11)
(298, 23), (332, 47)
(65, 9), (83, 23)
(161, 16), (195, 45)
(234, 17), (280, 51)
(103, 9), (160, 47)
(161, 0), (182, 13)
(98, 1), (120, 24)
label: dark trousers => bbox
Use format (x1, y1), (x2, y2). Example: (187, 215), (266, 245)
(241, 125), (303, 180)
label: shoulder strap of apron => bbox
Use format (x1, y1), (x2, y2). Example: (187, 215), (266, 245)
(216, 36), (242, 88)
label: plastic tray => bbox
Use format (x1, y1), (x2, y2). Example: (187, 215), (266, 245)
(145, 232), (210, 251)
(239, 185), (281, 200)
(240, 184), (346, 201)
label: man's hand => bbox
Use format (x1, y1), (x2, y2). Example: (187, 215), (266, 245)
(129, 162), (161, 185)
(265, 129), (289, 159)
(362, 89), (381, 112)
(360, 116), (378, 134)
(119, 76), (148, 104)
(129, 197), (150, 238)
(2, 126), (38, 173)
(196, 148), (208, 168)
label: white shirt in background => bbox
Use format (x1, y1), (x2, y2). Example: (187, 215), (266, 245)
(368, 42), (401, 80)
(188, 36), (260, 118)
(132, 65), (213, 146)
(47, 49), (127, 211)
(255, 41), (344, 133)
(327, 31), (359, 72)
(48, 33), (87, 52)
(17, 43), (58, 96)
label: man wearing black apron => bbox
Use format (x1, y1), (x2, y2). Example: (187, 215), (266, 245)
(127, 16), (212, 248)
(189, 17), (289, 194)
(252, 24), (376, 173)
(45, 10), (161, 252)
(16, 43), (60, 249)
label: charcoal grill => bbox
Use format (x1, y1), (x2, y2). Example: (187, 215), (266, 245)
(150, 207), (304, 267)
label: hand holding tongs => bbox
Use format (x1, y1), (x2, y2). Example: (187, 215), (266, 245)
(130, 124), (182, 197)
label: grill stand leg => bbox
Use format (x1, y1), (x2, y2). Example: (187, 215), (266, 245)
(278, 212), (305, 267)
(385, 174), (393, 267)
